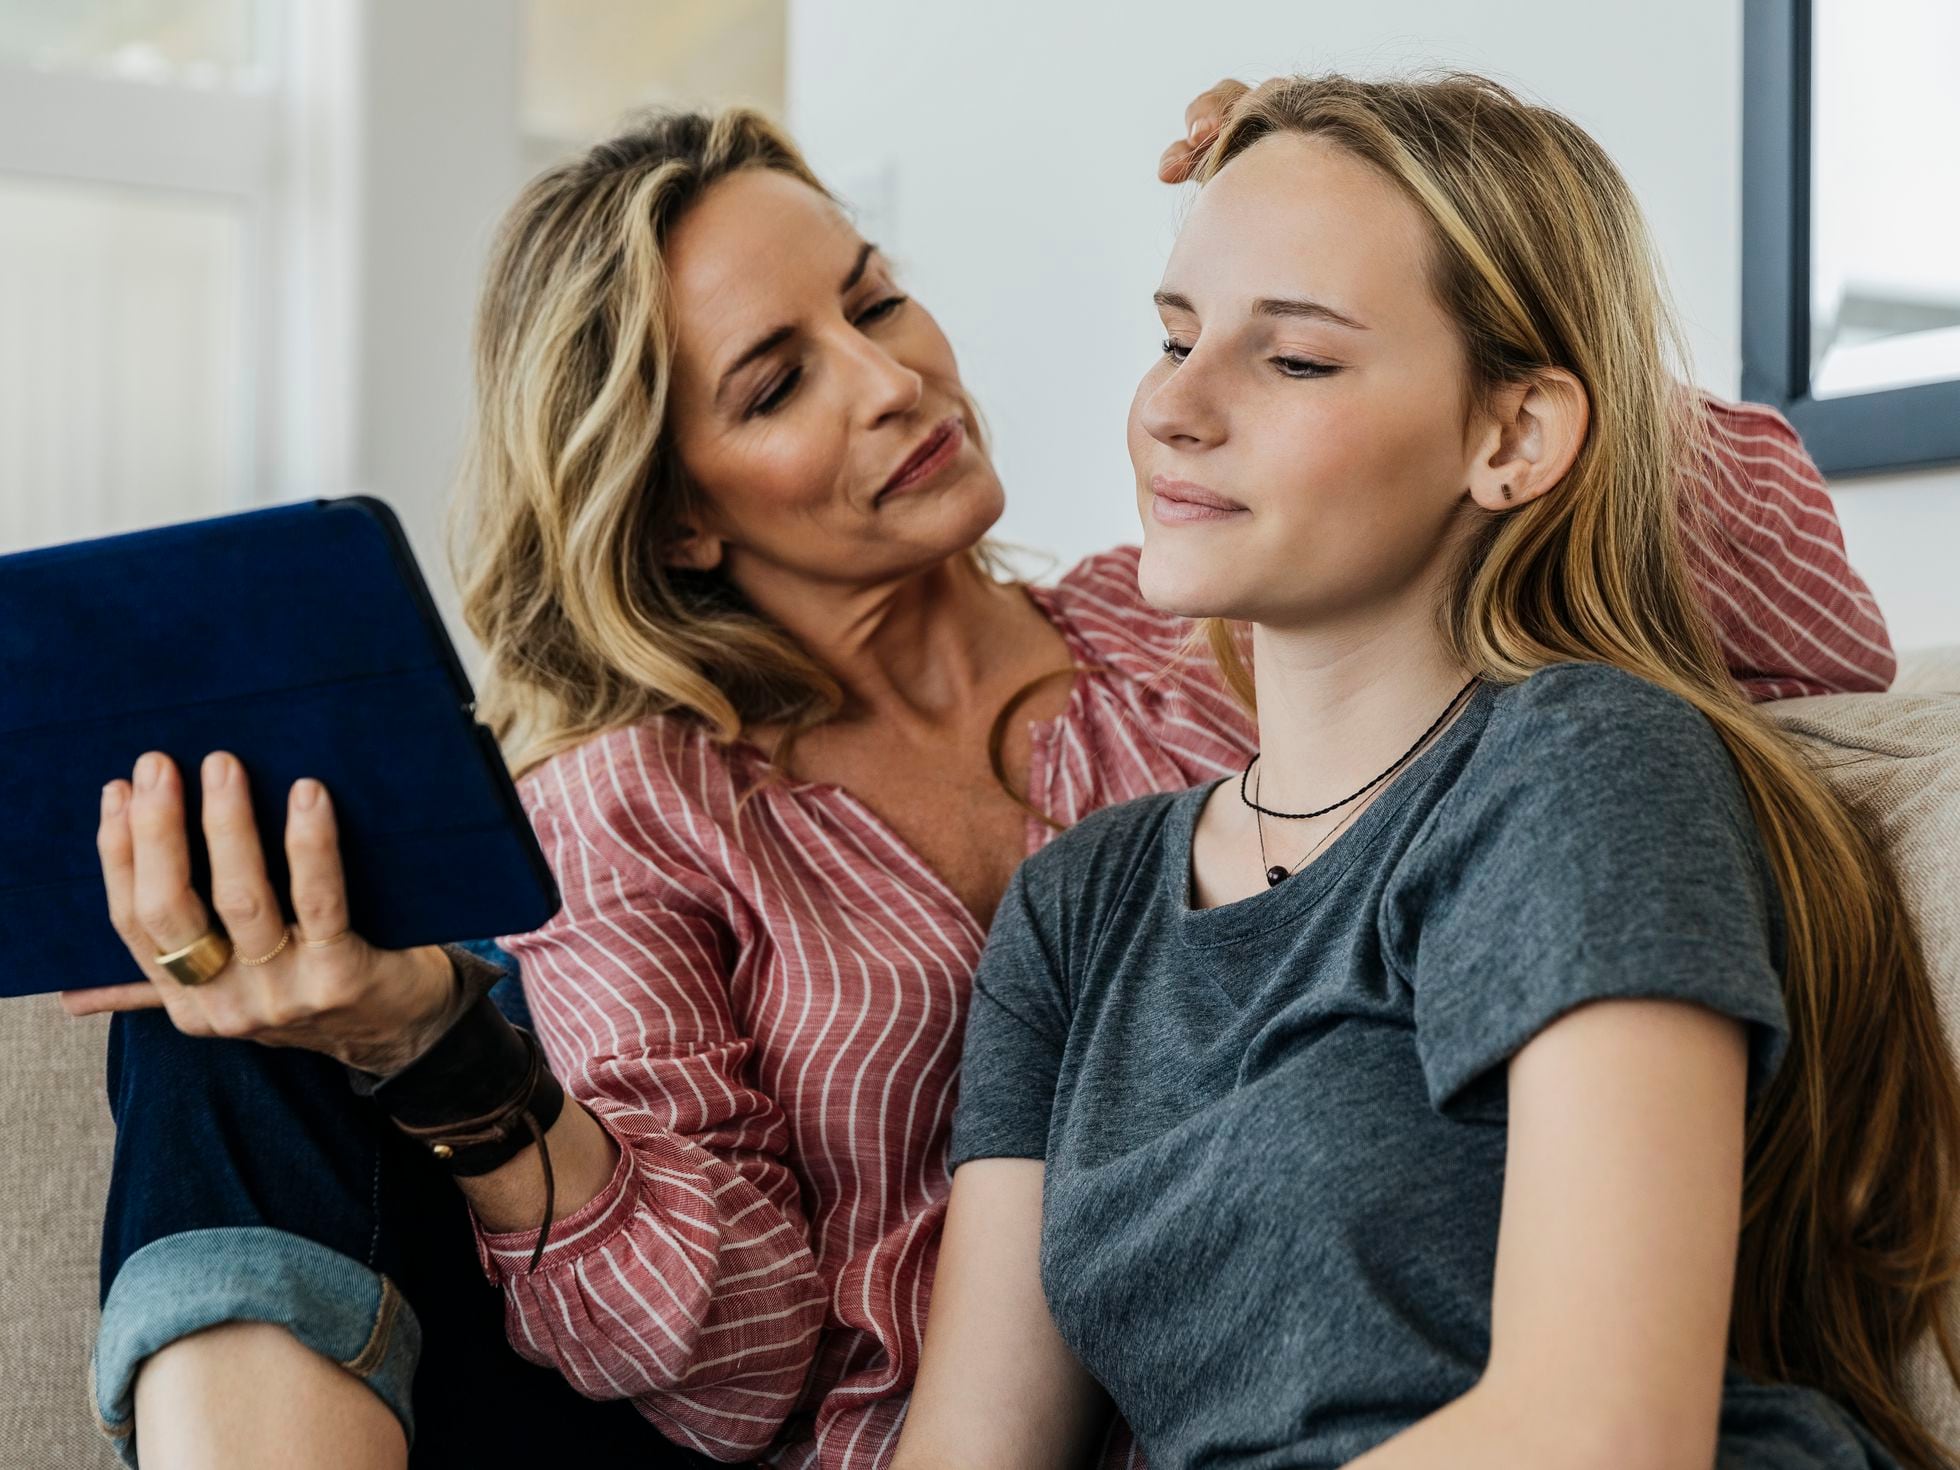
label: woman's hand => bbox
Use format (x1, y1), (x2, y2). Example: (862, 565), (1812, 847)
(1158, 77), (1252, 183)
(60, 749), (466, 1076)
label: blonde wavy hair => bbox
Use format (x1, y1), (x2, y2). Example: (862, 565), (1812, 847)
(1191, 72), (1960, 1468)
(451, 108), (1008, 781)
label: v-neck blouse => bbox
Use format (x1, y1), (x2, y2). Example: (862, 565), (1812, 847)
(482, 547), (1255, 1469)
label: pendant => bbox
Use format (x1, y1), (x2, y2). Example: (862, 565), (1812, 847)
(1266, 865), (1291, 887)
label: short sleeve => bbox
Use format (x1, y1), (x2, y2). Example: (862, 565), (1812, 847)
(1382, 665), (1792, 1122)
(949, 864), (1071, 1167)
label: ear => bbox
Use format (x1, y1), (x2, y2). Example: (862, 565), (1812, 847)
(1463, 368), (1590, 513)
(662, 521), (727, 573)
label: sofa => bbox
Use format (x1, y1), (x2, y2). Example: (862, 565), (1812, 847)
(5, 651), (1957, 1470)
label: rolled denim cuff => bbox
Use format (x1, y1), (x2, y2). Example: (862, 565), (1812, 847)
(91, 1227), (421, 1467)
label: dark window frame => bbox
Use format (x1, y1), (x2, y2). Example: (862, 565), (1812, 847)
(1741, 0), (1960, 476)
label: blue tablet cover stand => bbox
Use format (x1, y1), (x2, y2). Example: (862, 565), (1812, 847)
(0, 496), (561, 998)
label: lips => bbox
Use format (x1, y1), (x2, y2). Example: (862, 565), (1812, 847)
(1149, 476), (1248, 519)
(878, 417), (963, 501)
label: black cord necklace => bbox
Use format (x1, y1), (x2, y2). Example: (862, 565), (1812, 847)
(1243, 677), (1481, 886)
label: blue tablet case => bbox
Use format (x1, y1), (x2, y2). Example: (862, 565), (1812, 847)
(0, 496), (561, 998)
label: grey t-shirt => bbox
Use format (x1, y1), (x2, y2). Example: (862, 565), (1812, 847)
(949, 663), (1900, 1470)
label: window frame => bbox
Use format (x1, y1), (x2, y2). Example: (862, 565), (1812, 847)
(1741, 0), (1960, 476)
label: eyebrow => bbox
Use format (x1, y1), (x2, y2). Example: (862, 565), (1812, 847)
(1153, 289), (1369, 332)
(841, 240), (875, 293)
(715, 242), (881, 409)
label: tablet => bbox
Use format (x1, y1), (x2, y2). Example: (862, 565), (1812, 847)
(0, 496), (561, 999)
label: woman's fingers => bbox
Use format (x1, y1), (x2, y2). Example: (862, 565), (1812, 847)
(84, 778), (170, 1014)
(84, 755), (369, 1040)
(1161, 77), (1252, 183)
(126, 753), (214, 957)
(285, 779), (352, 951)
(115, 754), (220, 1036)
(200, 752), (289, 963)
(198, 750), (305, 1027)
(1183, 77), (1248, 137)
(97, 779), (145, 959)
(1158, 137), (1200, 184)
(58, 981), (167, 1017)
(102, 765), (208, 994)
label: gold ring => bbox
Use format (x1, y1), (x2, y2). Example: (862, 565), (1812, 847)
(155, 927), (232, 987)
(299, 928), (350, 950)
(237, 926), (292, 967)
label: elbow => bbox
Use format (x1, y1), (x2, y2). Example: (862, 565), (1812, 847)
(688, 1272), (829, 1388)
(534, 1262), (826, 1447)
(638, 1307), (827, 1462)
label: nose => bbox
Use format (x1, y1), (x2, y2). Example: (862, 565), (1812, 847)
(1138, 346), (1225, 450)
(840, 329), (923, 430)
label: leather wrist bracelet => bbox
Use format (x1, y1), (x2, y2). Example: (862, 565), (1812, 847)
(345, 953), (567, 1272)
(370, 1002), (566, 1173)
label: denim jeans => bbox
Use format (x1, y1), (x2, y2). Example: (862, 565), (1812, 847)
(93, 945), (721, 1468)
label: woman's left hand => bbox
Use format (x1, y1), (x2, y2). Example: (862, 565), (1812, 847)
(60, 749), (465, 1077)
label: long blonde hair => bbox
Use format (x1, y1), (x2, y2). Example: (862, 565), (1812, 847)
(1195, 72), (1960, 1468)
(451, 108), (1004, 780)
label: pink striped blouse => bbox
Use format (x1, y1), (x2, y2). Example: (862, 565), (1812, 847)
(476, 392), (1891, 1470)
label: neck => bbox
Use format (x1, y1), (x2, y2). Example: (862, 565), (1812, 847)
(735, 552), (1028, 734)
(1247, 590), (1474, 816)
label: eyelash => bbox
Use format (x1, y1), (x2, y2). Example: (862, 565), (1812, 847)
(747, 295), (911, 418)
(1159, 338), (1338, 379)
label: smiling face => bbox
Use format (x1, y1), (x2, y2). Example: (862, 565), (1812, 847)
(1129, 132), (1487, 630)
(661, 168), (1004, 602)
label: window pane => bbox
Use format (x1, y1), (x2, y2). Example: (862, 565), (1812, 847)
(0, 174), (246, 553)
(0, 0), (260, 76)
(1810, 0), (1960, 397)
(521, 0), (785, 144)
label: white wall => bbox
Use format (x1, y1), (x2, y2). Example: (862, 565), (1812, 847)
(346, 0), (793, 662)
(352, 0), (525, 646)
(787, 0), (1960, 651)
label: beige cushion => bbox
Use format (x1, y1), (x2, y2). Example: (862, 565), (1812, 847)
(1768, 683), (1960, 1448)
(0, 999), (122, 1469)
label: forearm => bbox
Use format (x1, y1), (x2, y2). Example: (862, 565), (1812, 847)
(454, 1094), (619, 1231)
(345, 949), (611, 1240)
(893, 1160), (1109, 1470)
(379, 947), (825, 1445)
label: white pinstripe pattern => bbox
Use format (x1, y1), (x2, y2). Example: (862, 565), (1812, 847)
(477, 394), (1889, 1470)
(1684, 392), (1895, 698)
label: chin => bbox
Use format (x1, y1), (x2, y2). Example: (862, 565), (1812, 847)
(907, 464), (1006, 564)
(952, 464), (1007, 540)
(1135, 534), (1248, 621)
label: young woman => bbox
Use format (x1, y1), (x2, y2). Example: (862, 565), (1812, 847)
(74, 89), (1901, 1470)
(895, 74), (1960, 1470)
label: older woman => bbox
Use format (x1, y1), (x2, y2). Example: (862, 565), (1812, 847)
(74, 87), (1894, 1470)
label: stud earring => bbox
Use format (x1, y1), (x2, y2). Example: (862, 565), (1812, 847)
(1500, 482), (1513, 501)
